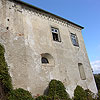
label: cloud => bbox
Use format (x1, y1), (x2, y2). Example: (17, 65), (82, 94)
(91, 60), (100, 74)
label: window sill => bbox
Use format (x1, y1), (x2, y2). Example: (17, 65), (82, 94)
(41, 64), (54, 67)
(73, 44), (79, 47)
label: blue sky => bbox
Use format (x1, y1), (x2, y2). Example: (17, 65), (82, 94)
(21, 0), (100, 73)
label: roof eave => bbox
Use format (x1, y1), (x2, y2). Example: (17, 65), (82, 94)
(12, 0), (84, 29)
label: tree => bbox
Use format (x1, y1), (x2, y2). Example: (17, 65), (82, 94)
(94, 74), (100, 90)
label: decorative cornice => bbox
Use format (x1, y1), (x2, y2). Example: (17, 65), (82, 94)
(24, 8), (82, 31)
(8, 0), (82, 31)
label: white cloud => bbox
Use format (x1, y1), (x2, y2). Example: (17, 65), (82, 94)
(91, 60), (100, 74)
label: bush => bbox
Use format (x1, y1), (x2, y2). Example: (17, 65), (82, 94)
(8, 88), (34, 100)
(47, 79), (70, 100)
(74, 85), (87, 100)
(35, 95), (51, 100)
(94, 74), (100, 90)
(85, 89), (94, 100)
(97, 90), (100, 100)
(0, 44), (13, 92)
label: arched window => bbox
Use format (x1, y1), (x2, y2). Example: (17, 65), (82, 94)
(41, 57), (49, 64)
(41, 53), (54, 65)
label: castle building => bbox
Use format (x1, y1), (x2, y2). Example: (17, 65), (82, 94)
(0, 0), (97, 97)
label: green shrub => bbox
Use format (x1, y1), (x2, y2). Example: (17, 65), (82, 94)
(0, 44), (13, 92)
(8, 88), (34, 100)
(74, 85), (87, 100)
(85, 89), (94, 100)
(94, 74), (100, 90)
(47, 79), (70, 100)
(97, 90), (100, 100)
(35, 95), (51, 100)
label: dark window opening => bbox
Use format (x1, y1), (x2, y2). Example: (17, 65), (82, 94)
(51, 27), (61, 42)
(52, 33), (59, 41)
(41, 57), (49, 64)
(52, 29), (54, 32)
(70, 33), (79, 46)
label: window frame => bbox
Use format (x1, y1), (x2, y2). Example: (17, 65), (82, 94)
(51, 27), (61, 42)
(70, 33), (79, 47)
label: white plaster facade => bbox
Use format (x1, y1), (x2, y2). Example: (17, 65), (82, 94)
(0, 0), (97, 97)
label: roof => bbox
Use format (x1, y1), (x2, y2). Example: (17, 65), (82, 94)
(13, 0), (84, 29)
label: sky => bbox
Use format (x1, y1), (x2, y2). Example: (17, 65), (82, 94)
(21, 0), (100, 74)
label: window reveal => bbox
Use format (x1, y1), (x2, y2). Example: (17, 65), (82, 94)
(41, 57), (49, 64)
(70, 33), (79, 46)
(78, 63), (86, 80)
(41, 53), (54, 65)
(51, 27), (61, 42)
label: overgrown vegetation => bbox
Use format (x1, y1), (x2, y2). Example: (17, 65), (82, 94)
(47, 79), (70, 100)
(35, 95), (51, 100)
(85, 89), (94, 100)
(73, 85), (100, 100)
(94, 74), (100, 100)
(8, 88), (34, 100)
(94, 74), (100, 90)
(74, 85), (87, 100)
(97, 90), (100, 100)
(0, 44), (13, 96)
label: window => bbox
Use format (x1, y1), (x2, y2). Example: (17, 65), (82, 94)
(41, 53), (54, 65)
(51, 27), (61, 42)
(70, 33), (79, 46)
(41, 57), (49, 64)
(78, 63), (86, 80)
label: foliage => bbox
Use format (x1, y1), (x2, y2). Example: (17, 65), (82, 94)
(35, 95), (51, 100)
(94, 74), (100, 90)
(85, 89), (95, 100)
(47, 79), (70, 100)
(74, 85), (87, 100)
(97, 90), (100, 100)
(8, 88), (34, 100)
(0, 44), (13, 92)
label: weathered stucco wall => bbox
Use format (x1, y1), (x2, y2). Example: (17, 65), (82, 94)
(0, 0), (97, 97)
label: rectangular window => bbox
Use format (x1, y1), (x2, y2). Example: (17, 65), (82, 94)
(51, 27), (61, 42)
(78, 63), (86, 80)
(70, 33), (79, 46)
